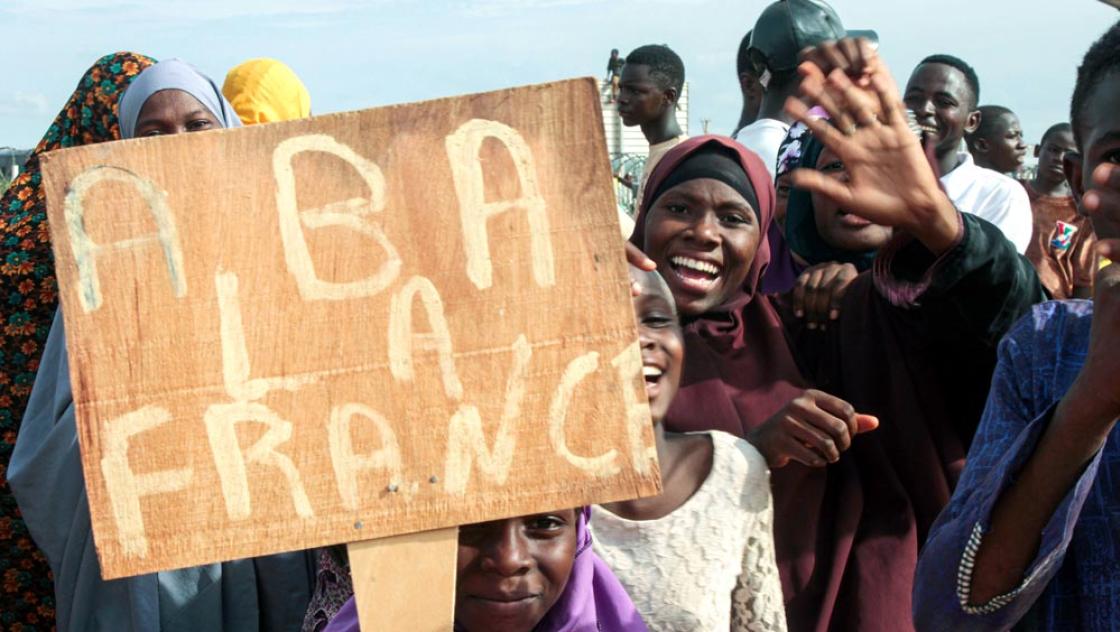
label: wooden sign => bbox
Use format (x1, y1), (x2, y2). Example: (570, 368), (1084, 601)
(42, 78), (661, 580)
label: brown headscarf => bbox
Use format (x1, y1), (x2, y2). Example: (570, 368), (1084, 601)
(630, 135), (921, 632)
(629, 135), (807, 437)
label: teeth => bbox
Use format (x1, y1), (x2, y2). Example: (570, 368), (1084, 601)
(642, 366), (663, 378)
(670, 256), (719, 276)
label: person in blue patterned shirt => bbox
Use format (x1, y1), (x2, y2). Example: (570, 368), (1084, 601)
(913, 18), (1120, 631)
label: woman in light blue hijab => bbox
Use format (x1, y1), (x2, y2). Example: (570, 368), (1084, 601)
(8, 59), (314, 632)
(118, 58), (242, 138)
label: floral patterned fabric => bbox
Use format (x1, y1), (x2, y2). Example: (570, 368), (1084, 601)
(0, 51), (155, 631)
(301, 548), (353, 632)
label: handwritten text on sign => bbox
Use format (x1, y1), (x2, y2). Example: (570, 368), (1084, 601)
(43, 79), (661, 579)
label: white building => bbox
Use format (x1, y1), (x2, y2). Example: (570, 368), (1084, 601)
(598, 79), (689, 217)
(0, 148), (31, 182)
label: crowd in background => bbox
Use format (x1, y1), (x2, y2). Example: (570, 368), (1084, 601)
(3, 0), (1120, 630)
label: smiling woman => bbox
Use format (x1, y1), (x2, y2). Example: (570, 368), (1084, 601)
(641, 144), (763, 316)
(626, 37), (1045, 631)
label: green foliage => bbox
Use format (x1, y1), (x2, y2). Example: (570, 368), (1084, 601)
(0, 172), (9, 197)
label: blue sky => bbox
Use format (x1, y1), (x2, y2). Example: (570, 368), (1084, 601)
(1, 0), (1116, 152)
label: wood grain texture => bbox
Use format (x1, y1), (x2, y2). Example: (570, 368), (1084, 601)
(347, 528), (458, 632)
(41, 77), (661, 579)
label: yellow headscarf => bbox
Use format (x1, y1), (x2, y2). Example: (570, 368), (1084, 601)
(222, 58), (311, 125)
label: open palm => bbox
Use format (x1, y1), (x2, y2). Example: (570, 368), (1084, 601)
(786, 59), (958, 251)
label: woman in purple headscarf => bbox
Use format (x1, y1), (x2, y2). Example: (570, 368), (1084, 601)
(321, 508), (646, 632)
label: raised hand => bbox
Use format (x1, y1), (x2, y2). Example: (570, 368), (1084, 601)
(797, 37), (883, 88)
(785, 40), (961, 256)
(746, 389), (878, 468)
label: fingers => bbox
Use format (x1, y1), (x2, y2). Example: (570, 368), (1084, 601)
(1094, 241), (1120, 301)
(790, 167), (855, 209)
(1084, 164), (1120, 230)
(855, 414), (879, 434)
(1091, 162), (1120, 189)
(1082, 186), (1120, 222)
(776, 434), (829, 468)
(625, 241), (656, 271)
(796, 67), (858, 135)
(798, 42), (843, 78)
(797, 41), (900, 135)
(1097, 238), (1120, 261)
(749, 415), (828, 469)
(787, 100), (852, 157)
(805, 267), (832, 328)
(826, 69), (880, 128)
(755, 390), (873, 469)
(792, 265), (831, 326)
(837, 38), (862, 75)
(798, 37), (879, 84)
(855, 38), (880, 79)
(809, 263), (857, 326)
(782, 391), (854, 459)
(818, 41), (852, 76)
(870, 68), (905, 127)
(792, 269), (809, 318)
(826, 264), (858, 319)
(804, 389), (859, 441)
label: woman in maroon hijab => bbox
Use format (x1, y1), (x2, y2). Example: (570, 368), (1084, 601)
(626, 42), (1044, 631)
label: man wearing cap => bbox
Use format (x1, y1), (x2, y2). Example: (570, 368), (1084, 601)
(736, 0), (875, 178)
(732, 29), (763, 139)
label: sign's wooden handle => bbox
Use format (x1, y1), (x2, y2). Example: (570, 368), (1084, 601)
(347, 527), (459, 631)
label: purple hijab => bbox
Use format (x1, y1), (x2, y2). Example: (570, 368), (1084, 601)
(322, 508), (646, 632)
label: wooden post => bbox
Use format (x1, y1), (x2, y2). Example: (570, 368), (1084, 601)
(347, 527), (460, 631)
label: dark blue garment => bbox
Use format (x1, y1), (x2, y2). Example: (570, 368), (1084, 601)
(913, 300), (1120, 631)
(9, 311), (316, 631)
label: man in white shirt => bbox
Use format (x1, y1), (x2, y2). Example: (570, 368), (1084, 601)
(904, 54), (1033, 253)
(736, 0), (876, 179)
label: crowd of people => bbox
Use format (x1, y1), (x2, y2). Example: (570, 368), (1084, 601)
(2, 0), (1119, 630)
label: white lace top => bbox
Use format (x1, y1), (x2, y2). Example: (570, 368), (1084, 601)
(590, 431), (786, 632)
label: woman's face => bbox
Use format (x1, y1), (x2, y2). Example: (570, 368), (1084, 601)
(456, 510), (579, 632)
(630, 267), (684, 425)
(134, 89), (222, 137)
(774, 172), (793, 227)
(808, 146), (893, 252)
(643, 177), (762, 317)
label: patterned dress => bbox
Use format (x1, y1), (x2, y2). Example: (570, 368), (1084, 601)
(0, 51), (155, 631)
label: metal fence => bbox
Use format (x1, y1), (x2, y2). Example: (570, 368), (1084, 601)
(611, 152), (648, 220)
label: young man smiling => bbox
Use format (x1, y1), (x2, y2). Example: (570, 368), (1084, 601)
(913, 21), (1120, 630)
(904, 55), (1033, 253)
